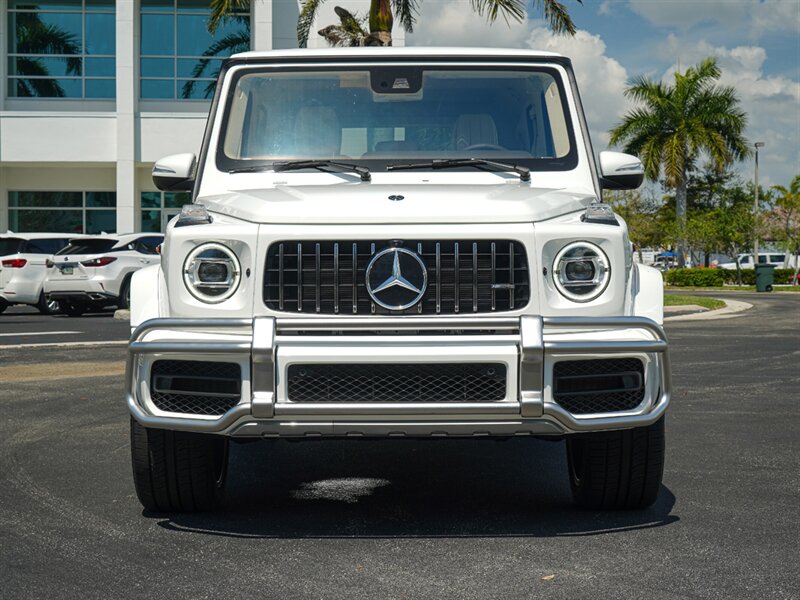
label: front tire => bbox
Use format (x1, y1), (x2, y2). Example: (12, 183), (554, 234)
(118, 276), (131, 309)
(0, 298), (7, 314)
(566, 417), (665, 510)
(130, 418), (229, 512)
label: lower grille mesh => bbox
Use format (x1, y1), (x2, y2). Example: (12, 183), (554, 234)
(553, 358), (645, 414)
(287, 363), (507, 403)
(150, 360), (241, 416)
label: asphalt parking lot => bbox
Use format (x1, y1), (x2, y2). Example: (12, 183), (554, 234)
(0, 293), (798, 599)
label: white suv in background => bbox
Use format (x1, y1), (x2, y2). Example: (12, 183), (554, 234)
(45, 233), (163, 316)
(0, 233), (79, 314)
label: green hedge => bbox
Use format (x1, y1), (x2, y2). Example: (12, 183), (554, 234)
(664, 268), (726, 287)
(721, 268), (797, 285)
(665, 267), (798, 286)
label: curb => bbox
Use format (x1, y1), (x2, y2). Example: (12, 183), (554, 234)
(114, 309), (130, 321)
(665, 298), (752, 322)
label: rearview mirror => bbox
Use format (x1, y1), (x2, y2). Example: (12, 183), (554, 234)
(152, 153), (196, 191)
(599, 151), (644, 190)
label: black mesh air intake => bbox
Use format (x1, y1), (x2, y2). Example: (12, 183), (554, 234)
(150, 360), (241, 416)
(553, 358), (645, 414)
(287, 363), (507, 403)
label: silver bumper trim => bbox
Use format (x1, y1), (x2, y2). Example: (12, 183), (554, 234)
(125, 315), (670, 436)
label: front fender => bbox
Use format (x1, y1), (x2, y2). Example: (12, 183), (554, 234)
(632, 264), (664, 324)
(130, 265), (167, 327)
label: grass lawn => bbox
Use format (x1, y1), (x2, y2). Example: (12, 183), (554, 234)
(664, 294), (726, 310)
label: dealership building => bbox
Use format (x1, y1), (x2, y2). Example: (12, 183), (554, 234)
(0, 0), (397, 234)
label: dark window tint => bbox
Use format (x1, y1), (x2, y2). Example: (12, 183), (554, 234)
(25, 238), (70, 254)
(0, 238), (24, 256)
(57, 238), (117, 255)
(140, 1), (249, 100)
(7, 3), (116, 99)
(135, 236), (164, 254)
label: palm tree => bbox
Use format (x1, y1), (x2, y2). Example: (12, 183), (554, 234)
(12, 12), (81, 97)
(609, 58), (750, 267)
(317, 6), (369, 47)
(771, 175), (800, 277)
(206, 0), (579, 44)
(296, 0), (580, 47)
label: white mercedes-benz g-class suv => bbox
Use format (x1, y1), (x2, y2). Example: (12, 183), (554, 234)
(127, 48), (669, 512)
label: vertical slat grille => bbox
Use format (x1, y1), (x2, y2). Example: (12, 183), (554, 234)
(264, 240), (529, 315)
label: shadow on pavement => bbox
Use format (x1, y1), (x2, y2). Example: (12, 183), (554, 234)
(150, 438), (678, 539)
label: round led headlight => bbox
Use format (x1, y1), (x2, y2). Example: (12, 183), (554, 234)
(183, 243), (241, 303)
(553, 242), (610, 302)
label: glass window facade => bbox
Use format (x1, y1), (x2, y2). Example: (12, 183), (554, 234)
(8, 191), (116, 233)
(7, 0), (116, 98)
(140, 0), (250, 100)
(141, 191), (189, 231)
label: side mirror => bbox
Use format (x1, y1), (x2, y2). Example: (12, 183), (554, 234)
(152, 153), (196, 191)
(599, 151), (645, 190)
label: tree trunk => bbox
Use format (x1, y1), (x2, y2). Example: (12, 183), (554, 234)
(676, 175), (688, 268)
(364, 31), (392, 45)
(367, 0), (393, 45)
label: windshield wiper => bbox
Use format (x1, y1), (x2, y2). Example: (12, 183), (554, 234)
(229, 160), (371, 182)
(386, 158), (530, 182)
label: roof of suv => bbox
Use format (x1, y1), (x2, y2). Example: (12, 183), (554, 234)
(67, 233), (163, 245)
(1, 232), (88, 240)
(231, 47), (565, 61)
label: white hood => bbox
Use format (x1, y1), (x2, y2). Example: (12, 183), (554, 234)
(198, 178), (596, 225)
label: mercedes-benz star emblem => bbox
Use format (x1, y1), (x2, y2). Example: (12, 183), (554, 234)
(366, 247), (428, 310)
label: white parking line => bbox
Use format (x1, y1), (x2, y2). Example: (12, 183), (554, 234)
(0, 331), (81, 337)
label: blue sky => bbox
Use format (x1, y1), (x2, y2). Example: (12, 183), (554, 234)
(406, 0), (800, 188)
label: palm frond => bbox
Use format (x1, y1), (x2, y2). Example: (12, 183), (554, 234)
(298, 0), (328, 48)
(15, 57), (67, 97)
(208, 0), (250, 34)
(16, 15), (82, 75)
(391, 0), (419, 32)
(537, 0), (580, 35)
(181, 30), (250, 99)
(334, 6), (368, 38)
(470, 0), (526, 24)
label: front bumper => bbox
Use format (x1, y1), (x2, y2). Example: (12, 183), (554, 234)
(126, 315), (670, 437)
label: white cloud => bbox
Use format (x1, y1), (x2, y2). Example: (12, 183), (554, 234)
(407, 0), (800, 186)
(408, 2), (631, 147)
(628, 0), (800, 38)
(659, 35), (800, 186)
(598, 1), (613, 16)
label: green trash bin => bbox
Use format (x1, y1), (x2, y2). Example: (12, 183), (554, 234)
(755, 263), (775, 292)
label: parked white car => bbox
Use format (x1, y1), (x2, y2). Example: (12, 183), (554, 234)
(44, 233), (163, 316)
(719, 253), (798, 270)
(0, 233), (81, 314)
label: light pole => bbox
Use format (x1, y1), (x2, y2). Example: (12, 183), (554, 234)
(753, 142), (765, 266)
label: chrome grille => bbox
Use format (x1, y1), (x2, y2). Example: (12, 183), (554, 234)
(552, 358), (645, 414)
(150, 360), (241, 416)
(287, 363), (507, 402)
(264, 240), (529, 314)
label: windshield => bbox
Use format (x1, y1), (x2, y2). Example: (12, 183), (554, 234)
(0, 238), (24, 256)
(218, 66), (577, 171)
(57, 239), (117, 255)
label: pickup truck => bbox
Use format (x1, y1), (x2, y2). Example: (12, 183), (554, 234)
(126, 48), (669, 512)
